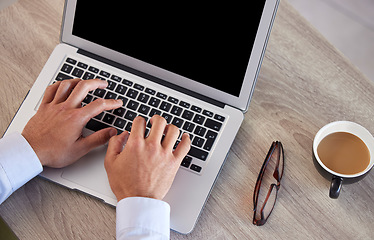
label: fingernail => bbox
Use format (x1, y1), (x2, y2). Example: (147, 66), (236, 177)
(109, 128), (117, 137)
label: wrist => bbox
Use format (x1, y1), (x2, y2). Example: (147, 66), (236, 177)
(21, 132), (47, 166)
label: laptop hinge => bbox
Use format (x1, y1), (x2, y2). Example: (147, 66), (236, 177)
(77, 49), (225, 109)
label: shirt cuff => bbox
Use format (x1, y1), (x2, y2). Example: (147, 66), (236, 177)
(116, 197), (170, 239)
(0, 132), (43, 192)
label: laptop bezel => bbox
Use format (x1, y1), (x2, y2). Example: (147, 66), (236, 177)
(61, 0), (279, 112)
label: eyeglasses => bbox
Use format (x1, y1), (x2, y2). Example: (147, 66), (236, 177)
(253, 141), (284, 226)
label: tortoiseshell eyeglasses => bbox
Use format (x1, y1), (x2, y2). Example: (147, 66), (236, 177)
(253, 141), (284, 226)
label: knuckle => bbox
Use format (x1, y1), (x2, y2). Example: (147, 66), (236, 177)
(59, 80), (70, 88)
(95, 98), (107, 107)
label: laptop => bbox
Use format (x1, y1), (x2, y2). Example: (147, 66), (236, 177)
(4, 0), (279, 234)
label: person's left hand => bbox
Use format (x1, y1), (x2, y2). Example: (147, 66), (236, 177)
(22, 78), (123, 168)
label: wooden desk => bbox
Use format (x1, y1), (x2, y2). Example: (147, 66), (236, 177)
(1, 0), (373, 239)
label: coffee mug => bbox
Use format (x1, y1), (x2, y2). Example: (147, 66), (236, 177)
(313, 121), (374, 198)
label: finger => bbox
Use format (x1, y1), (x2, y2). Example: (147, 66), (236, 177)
(129, 116), (146, 140)
(147, 115), (167, 143)
(78, 127), (118, 156)
(173, 133), (191, 161)
(81, 98), (123, 122)
(105, 131), (130, 162)
(66, 79), (108, 107)
(162, 124), (180, 151)
(41, 81), (61, 104)
(53, 79), (82, 104)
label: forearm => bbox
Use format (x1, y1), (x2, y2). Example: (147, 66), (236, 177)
(0, 132), (43, 204)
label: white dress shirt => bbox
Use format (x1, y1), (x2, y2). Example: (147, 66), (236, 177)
(0, 132), (170, 239)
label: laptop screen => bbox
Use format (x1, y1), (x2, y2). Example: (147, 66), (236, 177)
(72, 2), (266, 97)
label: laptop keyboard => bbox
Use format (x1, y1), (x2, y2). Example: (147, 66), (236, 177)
(51, 56), (226, 174)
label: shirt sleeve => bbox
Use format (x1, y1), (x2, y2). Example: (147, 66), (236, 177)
(116, 197), (170, 240)
(0, 132), (43, 204)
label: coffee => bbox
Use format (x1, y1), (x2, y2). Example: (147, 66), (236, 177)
(317, 132), (370, 175)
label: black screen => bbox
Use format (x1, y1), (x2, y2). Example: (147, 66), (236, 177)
(73, 2), (266, 96)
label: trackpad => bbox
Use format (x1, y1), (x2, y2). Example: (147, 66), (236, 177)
(61, 145), (115, 198)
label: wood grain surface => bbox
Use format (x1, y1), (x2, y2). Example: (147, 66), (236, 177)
(0, 0), (373, 239)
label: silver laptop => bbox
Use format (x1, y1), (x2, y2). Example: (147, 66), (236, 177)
(4, 0), (279, 234)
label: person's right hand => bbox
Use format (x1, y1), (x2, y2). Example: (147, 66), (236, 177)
(104, 115), (191, 201)
(22, 79), (122, 168)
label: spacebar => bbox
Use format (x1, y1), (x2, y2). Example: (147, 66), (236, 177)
(188, 147), (209, 161)
(86, 119), (111, 132)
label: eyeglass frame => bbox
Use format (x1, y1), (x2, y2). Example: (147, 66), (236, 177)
(252, 141), (284, 226)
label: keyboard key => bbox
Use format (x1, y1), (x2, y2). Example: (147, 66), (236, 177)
(193, 114), (205, 124)
(89, 66), (99, 73)
(149, 108), (161, 117)
(56, 72), (71, 81)
(156, 92), (167, 100)
(127, 100), (139, 110)
(205, 130), (218, 140)
(168, 96), (178, 104)
(113, 107), (126, 117)
(83, 72), (95, 80)
(104, 92), (117, 99)
(125, 122), (132, 131)
(111, 75), (122, 82)
(203, 110), (214, 117)
(181, 156), (192, 168)
(122, 79), (133, 86)
(126, 89), (138, 99)
(192, 136), (204, 148)
(191, 105), (202, 113)
(86, 119), (111, 132)
(188, 147), (208, 161)
(134, 84), (144, 91)
(171, 106), (183, 116)
(204, 118), (222, 131)
(93, 112), (104, 120)
(137, 93), (150, 103)
(172, 117), (184, 128)
(103, 113), (116, 124)
(203, 137), (215, 151)
(77, 62), (88, 69)
(162, 113), (172, 123)
(72, 68), (84, 78)
(93, 89), (106, 98)
(182, 110), (194, 120)
(214, 114), (225, 122)
(145, 88), (156, 95)
(190, 164), (202, 173)
(100, 70), (110, 78)
(106, 80), (116, 91)
(117, 96), (128, 106)
(115, 85), (127, 95)
(194, 126), (207, 137)
(114, 118), (126, 129)
(138, 105), (151, 115)
(66, 58), (77, 65)
(83, 94), (93, 104)
(182, 121), (195, 132)
(179, 101), (190, 108)
(159, 101), (172, 112)
(149, 97), (161, 108)
(124, 110), (137, 121)
(61, 64), (73, 74)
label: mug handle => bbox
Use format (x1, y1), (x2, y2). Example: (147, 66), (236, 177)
(329, 176), (343, 199)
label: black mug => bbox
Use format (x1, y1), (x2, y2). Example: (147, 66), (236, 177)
(313, 121), (374, 199)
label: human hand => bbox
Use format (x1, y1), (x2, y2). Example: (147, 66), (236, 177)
(104, 115), (191, 201)
(22, 79), (123, 168)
